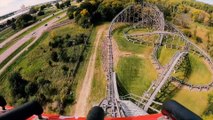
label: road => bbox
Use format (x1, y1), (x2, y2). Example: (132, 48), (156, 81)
(144, 51), (187, 111)
(74, 26), (106, 117)
(0, 10), (64, 48)
(0, 12), (66, 73)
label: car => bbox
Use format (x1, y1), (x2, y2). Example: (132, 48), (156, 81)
(32, 32), (36, 35)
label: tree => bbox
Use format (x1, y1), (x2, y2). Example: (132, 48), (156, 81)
(7, 20), (12, 25)
(8, 72), (27, 97)
(25, 82), (38, 96)
(60, 3), (65, 9)
(173, 14), (191, 28)
(67, 6), (77, 19)
(55, 3), (60, 9)
(76, 0), (83, 3)
(64, 0), (71, 7)
(15, 14), (36, 29)
(40, 5), (46, 10)
(37, 11), (45, 16)
(29, 7), (38, 14)
(11, 23), (16, 30)
(79, 2), (94, 13)
(51, 51), (59, 62)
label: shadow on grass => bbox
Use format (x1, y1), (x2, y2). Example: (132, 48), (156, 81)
(116, 75), (129, 97)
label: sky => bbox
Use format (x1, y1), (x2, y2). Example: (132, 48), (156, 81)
(196, 0), (213, 5)
(0, 0), (213, 16)
(0, 0), (55, 16)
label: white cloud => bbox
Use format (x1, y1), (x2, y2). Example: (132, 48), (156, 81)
(196, 0), (213, 5)
(0, 0), (16, 7)
(0, 0), (55, 16)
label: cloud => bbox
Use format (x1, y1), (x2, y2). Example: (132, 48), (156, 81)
(0, 0), (55, 16)
(0, 0), (16, 7)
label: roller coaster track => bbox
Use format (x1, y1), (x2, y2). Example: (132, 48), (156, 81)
(100, 2), (213, 117)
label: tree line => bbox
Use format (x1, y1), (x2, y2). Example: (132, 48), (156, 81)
(67, 0), (132, 28)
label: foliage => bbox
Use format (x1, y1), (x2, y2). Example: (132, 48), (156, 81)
(8, 72), (27, 98)
(15, 14), (36, 29)
(67, 6), (78, 19)
(29, 7), (38, 14)
(204, 94), (213, 115)
(67, 0), (131, 27)
(64, 0), (71, 7)
(146, 0), (213, 26)
(37, 11), (45, 16)
(55, 3), (60, 9)
(40, 5), (46, 11)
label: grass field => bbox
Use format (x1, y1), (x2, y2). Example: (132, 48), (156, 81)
(116, 55), (157, 96)
(157, 47), (177, 66)
(0, 23), (90, 113)
(173, 89), (210, 115)
(172, 53), (212, 84)
(156, 82), (211, 116)
(187, 54), (212, 84)
(113, 26), (153, 54)
(0, 27), (17, 43)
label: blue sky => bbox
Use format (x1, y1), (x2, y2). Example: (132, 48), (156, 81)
(0, 0), (54, 16)
(0, 0), (212, 16)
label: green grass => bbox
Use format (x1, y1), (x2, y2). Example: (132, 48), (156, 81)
(187, 54), (212, 84)
(0, 23), (91, 113)
(173, 53), (213, 84)
(0, 27), (17, 43)
(116, 55), (157, 96)
(0, 33), (48, 104)
(156, 82), (211, 116)
(14, 23), (88, 81)
(127, 27), (151, 34)
(172, 89), (210, 116)
(157, 47), (177, 66)
(113, 26), (153, 54)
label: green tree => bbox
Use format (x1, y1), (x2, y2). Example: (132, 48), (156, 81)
(51, 51), (59, 62)
(8, 72), (27, 98)
(25, 82), (38, 96)
(67, 6), (78, 19)
(37, 11), (45, 16)
(15, 14), (36, 29)
(64, 0), (71, 7)
(55, 3), (60, 9)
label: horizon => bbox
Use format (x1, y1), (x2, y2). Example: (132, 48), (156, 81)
(0, 0), (213, 17)
(0, 0), (55, 16)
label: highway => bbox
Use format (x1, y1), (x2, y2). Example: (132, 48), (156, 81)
(0, 10), (64, 48)
(0, 12), (66, 73)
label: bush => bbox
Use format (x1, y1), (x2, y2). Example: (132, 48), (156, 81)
(37, 11), (45, 16)
(67, 6), (78, 19)
(51, 51), (59, 62)
(183, 30), (192, 38)
(15, 14), (36, 29)
(25, 82), (38, 96)
(196, 36), (202, 43)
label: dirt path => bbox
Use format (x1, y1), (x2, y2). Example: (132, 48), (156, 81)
(74, 26), (106, 117)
